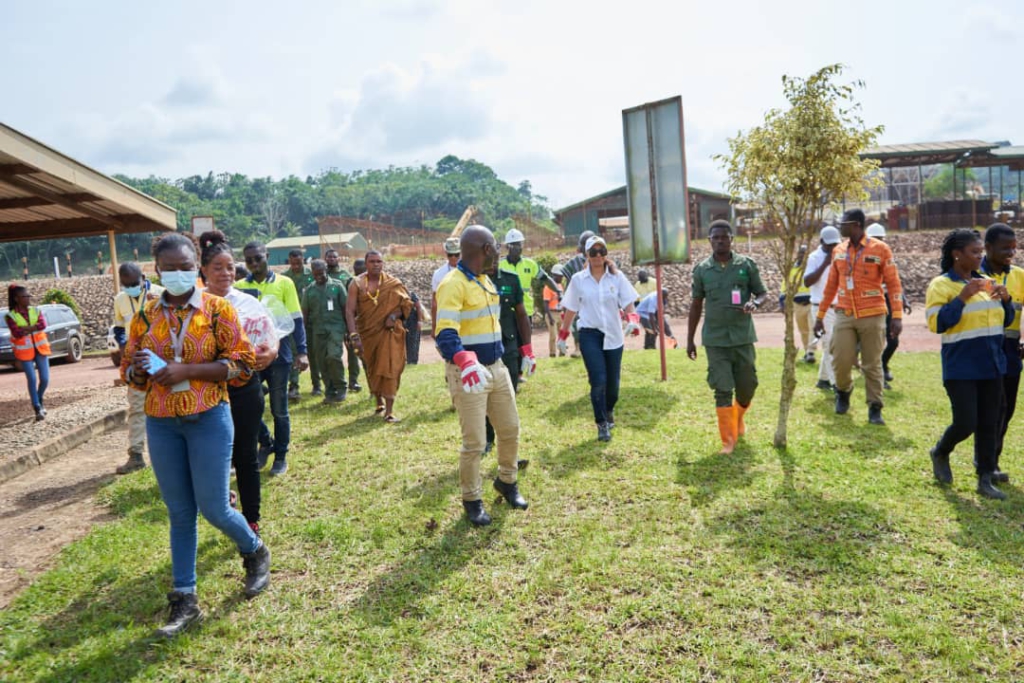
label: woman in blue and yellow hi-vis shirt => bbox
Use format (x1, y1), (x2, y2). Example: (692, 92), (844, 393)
(926, 229), (1015, 499)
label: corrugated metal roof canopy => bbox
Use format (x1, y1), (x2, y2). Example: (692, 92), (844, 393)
(266, 232), (363, 249)
(957, 145), (1024, 171)
(860, 140), (998, 168)
(0, 122), (177, 243)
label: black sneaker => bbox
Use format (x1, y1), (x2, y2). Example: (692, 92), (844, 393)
(930, 447), (953, 485)
(348, 381), (362, 393)
(287, 387), (301, 401)
(884, 369), (894, 382)
(257, 444), (274, 470)
(835, 390), (851, 415)
(993, 469), (1010, 483)
(310, 387), (323, 397)
(241, 542), (271, 598)
(977, 473), (1007, 500)
(34, 407), (45, 421)
(155, 591), (203, 638)
(597, 422), (611, 442)
(815, 379), (833, 391)
(269, 459), (288, 476)
(868, 403), (885, 425)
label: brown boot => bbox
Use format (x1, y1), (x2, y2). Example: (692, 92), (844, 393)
(734, 400), (749, 437)
(116, 452), (146, 475)
(716, 406), (737, 454)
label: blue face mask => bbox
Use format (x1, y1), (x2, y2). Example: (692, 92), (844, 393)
(123, 284), (143, 297)
(160, 270), (198, 296)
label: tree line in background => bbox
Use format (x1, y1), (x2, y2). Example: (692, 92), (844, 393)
(6, 155), (554, 279)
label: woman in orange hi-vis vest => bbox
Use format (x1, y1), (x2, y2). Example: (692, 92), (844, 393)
(5, 285), (51, 421)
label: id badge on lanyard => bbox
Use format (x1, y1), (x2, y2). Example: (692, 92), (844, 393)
(164, 308), (196, 393)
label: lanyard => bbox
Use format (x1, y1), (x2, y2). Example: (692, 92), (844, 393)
(456, 262), (499, 330)
(162, 306), (196, 362)
(982, 260), (1009, 286)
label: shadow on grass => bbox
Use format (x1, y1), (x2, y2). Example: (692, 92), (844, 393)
(0, 471), (117, 521)
(706, 491), (900, 581)
(545, 387), (679, 430)
(350, 511), (508, 626)
(941, 486), (1024, 569)
(100, 480), (165, 523)
(5, 538), (247, 683)
(675, 440), (759, 507)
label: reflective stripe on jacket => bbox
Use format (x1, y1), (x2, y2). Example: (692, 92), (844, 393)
(8, 309), (51, 360)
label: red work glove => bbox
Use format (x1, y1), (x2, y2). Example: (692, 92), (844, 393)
(453, 350), (492, 394)
(519, 343), (536, 377)
(624, 312), (641, 337)
(556, 328), (570, 355)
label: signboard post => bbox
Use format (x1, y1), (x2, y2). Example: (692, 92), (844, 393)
(622, 96), (689, 380)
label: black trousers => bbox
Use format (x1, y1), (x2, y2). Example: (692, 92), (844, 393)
(486, 350), (520, 445)
(997, 372), (1021, 463)
(228, 376), (264, 525)
(406, 327), (421, 365)
(935, 377), (1003, 476)
(882, 313), (899, 371)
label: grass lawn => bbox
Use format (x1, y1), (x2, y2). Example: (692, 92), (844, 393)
(3, 348), (1024, 682)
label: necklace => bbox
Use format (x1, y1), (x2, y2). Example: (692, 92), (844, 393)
(365, 277), (381, 306)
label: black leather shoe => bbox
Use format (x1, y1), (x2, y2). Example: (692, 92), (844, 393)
(257, 443), (274, 470)
(155, 591), (203, 638)
(597, 422), (611, 442)
(463, 500), (491, 526)
(930, 447), (953, 485)
(348, 381), (362, 393)
(493, 478), (528, 510)
(241, 543), (271, 598)
(993, 469), (1010, 483)
(978, 473), (1007, 500)
(815, 380), (833, 391)
(835, 390), (851, 415)
(884, 368), (894, 382)
(868, 403), (885, 425)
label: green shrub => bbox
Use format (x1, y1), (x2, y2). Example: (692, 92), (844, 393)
(41, 289), (82, 320)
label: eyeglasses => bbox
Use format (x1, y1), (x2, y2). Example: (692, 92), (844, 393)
(588, 248), (607, 257)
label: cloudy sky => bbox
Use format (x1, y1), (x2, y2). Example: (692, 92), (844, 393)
(2, 0), (1019, 208)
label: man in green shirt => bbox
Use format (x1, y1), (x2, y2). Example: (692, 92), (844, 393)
(687, 220), (767, 454)
(302, 259), (349, 403)
(499, 228), (561, 319)
(325, 248), (361, 392)
(283, 249), (318, 399)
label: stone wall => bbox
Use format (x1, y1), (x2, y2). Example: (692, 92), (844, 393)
(13, 229), (1010, 349)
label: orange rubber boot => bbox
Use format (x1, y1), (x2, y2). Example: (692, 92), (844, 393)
(734, 400), (749, 437)
(716, 406), (737, 454)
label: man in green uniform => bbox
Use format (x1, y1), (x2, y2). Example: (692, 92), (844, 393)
(484, 266), (535, 454)
(302, 259), (349, 403)
(325, 248), (361, 393)
(283, 249), (318, 399)
(686, 220), (767, 454)
(499, 228), (562, 321)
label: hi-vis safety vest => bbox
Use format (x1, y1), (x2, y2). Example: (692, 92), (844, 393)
(9, 308), (51, 360)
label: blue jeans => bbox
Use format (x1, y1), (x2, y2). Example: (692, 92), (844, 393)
(21, 353), (50, 410)
(147, 402), (260, 592)
(578, 328), (624, 425)
(258, 361), (290, 460)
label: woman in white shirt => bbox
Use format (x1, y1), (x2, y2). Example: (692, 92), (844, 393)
(557, 236), (641, 442)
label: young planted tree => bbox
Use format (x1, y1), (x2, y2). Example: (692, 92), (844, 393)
(715, 64), (883, 447)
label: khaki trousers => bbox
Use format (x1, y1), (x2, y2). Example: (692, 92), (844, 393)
(795, 302), (814, 352)
(544, 313), (558, 357)
(447, 361), (519, 501)
(127, 387), (147, 456)
(830, 311), (886, 406)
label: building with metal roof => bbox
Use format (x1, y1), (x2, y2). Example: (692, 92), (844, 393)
(264, 232), (368, 265)
(554, 185), (733, 243)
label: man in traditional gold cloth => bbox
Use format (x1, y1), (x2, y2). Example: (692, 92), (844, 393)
(345, 250), (412, 422)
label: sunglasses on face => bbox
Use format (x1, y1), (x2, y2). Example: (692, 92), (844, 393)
(588, 248), (607, 257)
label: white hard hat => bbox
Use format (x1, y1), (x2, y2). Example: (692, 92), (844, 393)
(504, 228), (525, 245)
(551, 264), (564, 276)
(866, 223), (886, 239)
(820, 226), (841, 245)
(584, 235), (607, 253)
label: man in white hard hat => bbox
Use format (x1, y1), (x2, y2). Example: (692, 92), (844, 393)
(804, 225), (842, 390)
(865, 222), (911, 389)
(499, 228), (562, 324)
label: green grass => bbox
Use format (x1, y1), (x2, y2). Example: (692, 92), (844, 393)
(3, 349), (1024, 681)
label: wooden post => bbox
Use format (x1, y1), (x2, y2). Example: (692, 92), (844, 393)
(66, 252), (72, 278)
(108, 230), (120, 294)
(21, 256), (28, 280)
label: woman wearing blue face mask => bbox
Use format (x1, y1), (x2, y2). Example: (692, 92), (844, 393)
(120, 233), (269, 638)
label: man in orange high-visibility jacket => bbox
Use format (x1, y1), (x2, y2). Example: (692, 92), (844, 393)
(5, 285), (52, 421)
(813, 209), (904, 426)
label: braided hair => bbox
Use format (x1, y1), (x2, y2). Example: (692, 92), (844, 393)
(152, 232), (198, 261)
(939, 228), (981, 273)
(198, 230), (232, 267)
